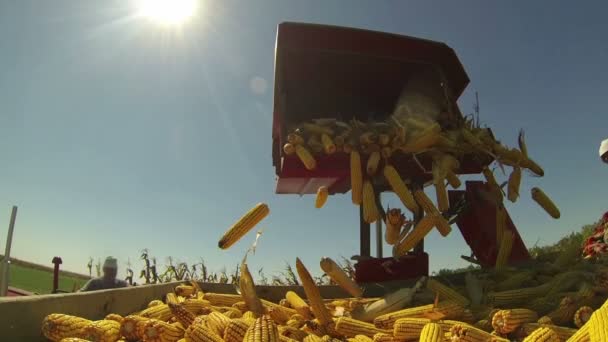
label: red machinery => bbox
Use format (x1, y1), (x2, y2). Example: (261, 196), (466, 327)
(271, 22), (529, 283)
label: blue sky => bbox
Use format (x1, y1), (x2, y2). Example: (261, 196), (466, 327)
(0, 0), (606, 280)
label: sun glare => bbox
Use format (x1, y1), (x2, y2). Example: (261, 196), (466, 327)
(137, 0), (198, 26)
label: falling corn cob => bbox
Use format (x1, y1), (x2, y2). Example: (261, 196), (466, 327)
(507, 166), (522, 203)
(287, 133), (305, 145)
(244, 315), (280, 342)
(283, 143), (296, 155)
(295, 258), (334, 329)
(482, 167), (503, 203)
(426, 278), (471, 307)
(446, 170), (461, 189)
(362, 181), (380, 223)
(351, 151), (363, 205)
(491, 309), (538, 334)
(384, 208), (405, 245)
(320, 257), (363, 298)
(382, 165), (419, 213)
(42, 314), (92, 342)
(400, 122), (441, 152)
(412, 190), (451, 236)
(495, 205), (506, 246)
(495, 229), (514, 272)
(432, 163), (449, 212)
(143, 320), (185, 342)
(185, 324), (224, 342)
(335, 317), (390, 338)
(82, 320), (121, 342)
(366, 151), (381, 175)
(224, 319), (253, 342)
(531, 187), (560, 219)
(285, 291), (313, 319)
(419, 322), (443, 342)
(316, 186), (329, 208)
(295, 145), (317, 170)
(120, 315), (149, 341)
(394, 215), (435, 256)
(218, 203), (269, 249)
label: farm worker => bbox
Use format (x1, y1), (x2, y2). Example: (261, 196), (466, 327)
(600, 138), (608, 164)
(79, 256), (128, 292)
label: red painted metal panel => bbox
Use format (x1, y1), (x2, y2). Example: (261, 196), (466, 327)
(354, 253), (429, 283)
(448, 181), (531, 267)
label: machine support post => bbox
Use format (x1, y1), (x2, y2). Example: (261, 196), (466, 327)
(375, 192), (383, 258)
(360, 205), (371, 258)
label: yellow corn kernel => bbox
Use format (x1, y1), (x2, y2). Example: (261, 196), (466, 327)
(394, 215), (435, 256)
(531, 187), (560, 219)
(295, 258), (334, 328)
(320, 257), (363, 298)
(588, 305), (608, 341)
(321, 134), (336, 155)
(42, 314), (91, 342)
(351, 150), (363, 205)
(366, 151), (381, 176)
(139, 303), (173, 321)
(519, 324), (577, 341)
(224, 319), (253, 342)
(392, 317), (430, 340)
(495, 229), (514, 272)
(82, 320), (121, 342)
(336, 317), (390, 338)
(520, 327), (559, 342)
(413, 190), (451, 236)
(362, 181), (380, 224)
(491, 309), (538, 334)
(419, 322), (443, 342)
(426, 278), (470, 307)
(507, 166), (521, 203)
(218, 203), (270, 249)
(295, 144), (317, 170)
(315, 186), (329, 209)
(244, 315), (280, 342)
(382, 165), (418, 213)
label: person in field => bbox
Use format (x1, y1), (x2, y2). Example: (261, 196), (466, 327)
(79, 256), (128, 292)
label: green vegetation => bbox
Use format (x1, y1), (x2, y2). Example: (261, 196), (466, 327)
(8, 264), (87, 294)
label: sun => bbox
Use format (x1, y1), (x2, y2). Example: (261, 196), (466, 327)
(137, 0), (199, 26)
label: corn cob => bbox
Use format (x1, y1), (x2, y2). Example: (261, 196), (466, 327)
(384, 208), (405, 245)
(82, 320), (121, 342)
(295, 145), (317, 170)
(175, 285), (196, 297)
(432, 163), (449, 213)
(392, 317), (430, 340)
(42, 314), (92, 342)
(426, 278), (470, 307)
(373, 301), (464, 329)
(120, 315), (149, 341)
(494, 229), (513, 272)
(244, 315), (280, 342)
(350, 335), (373, 342)
(507, 166), (521, 203)
(278, 325), (309, 341)
(320, 257), (363, 298)
(182, 299), (213, 315)
(575, 306), (594, 328)
(261, 300), (298, 320)
(537, 316), (553, 325)
(419, 322), (443, 342)
(487, 284), (551, 307)
(148, 299), (164, 308)
(284, 143), (296, 155)
(521, 327), (559, 342)
(267, 306), (290, 325)
(280, 336), (300, 342)
(449, 323), (510, 342)
(321, 134), (336, 154)
(218, 203), (269, 249)
(413, 190), (451, 236)
(295, 258), (334, 330)
(104, 314), (123, 323)
(588, 306), (608, 342)
(315, 186), (329, 208)
(239, 261), (266, 317)
(473, 319), (493, 332)
(351, 151), (363, 205)
(382, 165), (418, 213)
(531, 187), (560, 219)
(371, 333), (395, 342)
(205, 312), (231, 337)
(377, 134), (390, 146)
(243, 311), (257, 321)
(366, 151), (381, 175)
(285, 319), (304, 329)
(285, 291), (313, 319)
(166, 293), (179, 305)
(143, 320), (185, 342)
(362, 180), (380, 223)
(168, 302), (196, 327)
(224, 318), (253, 342)
(185, 324), (224, 342)
(494, 270), (535, 291)
(287, 133), (305, 145)
(482, 167), (503, 203)
(400, 122), (440, 152)
(491, 309), (538, 334)
(519, 324), (578, 341)
(139, 303), (173, 321)
(446, 170), (461, 189)
(565, 323), (589, 342)
(547, 297), (578, 326)
(394, 215), (435, 256)
(303, 335), (324, 342)
(336, 317), (390, 338)
(58, 339), (92, 342)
